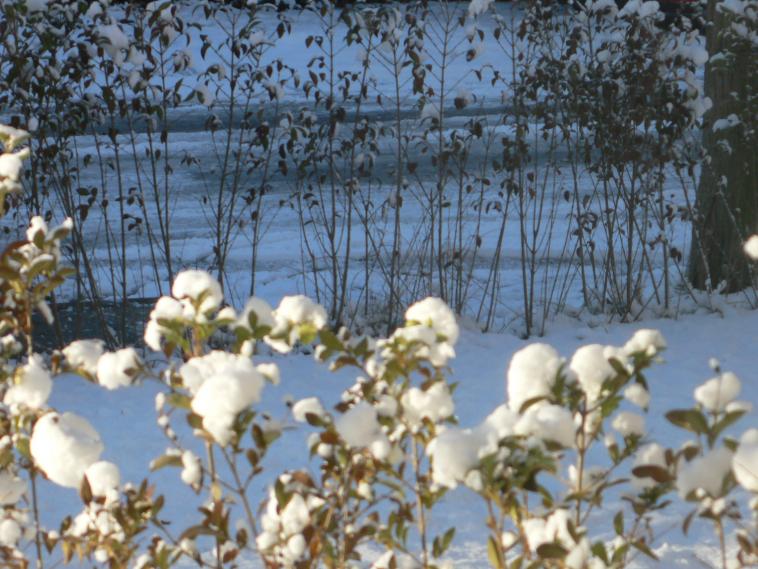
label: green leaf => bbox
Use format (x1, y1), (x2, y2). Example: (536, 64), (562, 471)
(611, 542), (630, 564)
(682, 510), (696, 536)
(631, 465), (672, 483)
(665, 409), (708, 435)
(298, 323), (318, 345)
(150, 454), (183, 471)
(631, 539), (658, 560)
(179, 525), (218, 541)
(441, 526), (456, 553)
(608, 357), (629, 378)
(487, 536), (504, 569)
(711, 410), (746, 441)
(0, 449), (12, 469)
(187, 412), (203, 429)
(16, 437), (30, 460)
(167, 392), (191, 410)
(166, 392), (192, 410)
(319, 329), (343, 351)
(433, 527), (456, 557)
(536, 542), (568, 559)
(613, 511), (624, 536)
(591, 541), (610, 564)
(80, 475), (93, 504)
(519, 395), (549, 413)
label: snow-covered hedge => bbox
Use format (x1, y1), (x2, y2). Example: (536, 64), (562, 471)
(1, 128), (758, 569)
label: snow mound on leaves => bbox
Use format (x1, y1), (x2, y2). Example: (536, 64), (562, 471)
(31, 412), (103, 489)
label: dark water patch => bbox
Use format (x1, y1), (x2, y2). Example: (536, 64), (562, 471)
(32, 298), (156, 351)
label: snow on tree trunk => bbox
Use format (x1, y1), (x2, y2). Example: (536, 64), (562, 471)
(688, 0), (758, 292)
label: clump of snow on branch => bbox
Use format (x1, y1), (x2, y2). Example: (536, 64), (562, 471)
(427, 404), (517, 489)
(522, 509), (590, 568)
(401, 382), (454, 430)
(612, 411), (646, 438)
(467, 0), (494, 18)
(0, 471), (26, 506)
(624, 329), (667, 357)
(180, 450), (202, 488)
(515, 404), (576, 448)
(744, 235), (758, 260)
(676, 447), (733, 499)
(335, 401), (391, 460)
(694, 371), (741, 412)
(733, 429), (758, 493)
(236, 297), (276, 332)
(506, 343), (562, 412)
(30, 412), (104, 489)
(380, 297), (460, 367)
(183, 351), (266, 445)
(292, 397), (326, 423)
(63, 339), (104, 378)
(171, 269), (224, 316)
(84, 461), (120, 501)
(624, 383), (650, 409)
(632, 443), (669, 490)
(266, 295), (328, 353)
(3, 355), (52, 411)
(569, 344), (622, 404)
(96, 24), (130, 66)
(96, 347), (141, 390)
(257, 474), (324, 566)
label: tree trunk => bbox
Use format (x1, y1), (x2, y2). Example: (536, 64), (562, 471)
(688, 0), (758, 292)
